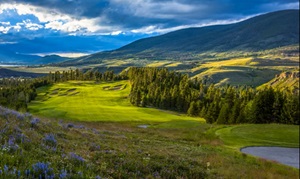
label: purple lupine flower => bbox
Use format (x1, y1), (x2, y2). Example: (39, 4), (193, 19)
(16, 113), (25, 120)
(4, 165), (8, 172)
(24, 112), (33, 119)
(5, 136), (19, 152)
(43, 134), (57, 146)
(25, 169), (30, 176)
(69, 152), (85, 164)
(15, 133), (27, 144)
(30, 118), (40, 127)
(32, 162), (54, 178)
(8, 136), (15, 146)
(153, 171), (160, 178)
(59, 169), (67, 178)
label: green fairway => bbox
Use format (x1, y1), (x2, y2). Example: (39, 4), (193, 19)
(29, 81), (205, 123)
(215, 124), (299, 148)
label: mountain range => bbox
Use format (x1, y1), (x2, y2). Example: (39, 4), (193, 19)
(61, 9), (299, 65)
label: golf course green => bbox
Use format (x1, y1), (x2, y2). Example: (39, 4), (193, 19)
(29, 81), (205, 123)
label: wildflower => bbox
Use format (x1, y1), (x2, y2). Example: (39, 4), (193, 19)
(89, 143), (101, 151)
(59, 169), (67, 178)
(24, 112), (33, 120)
(32, 162), (54, 178)
(16, 113), (25, 120)
(3, 137), (19, 152)
(153, 171), (160, 178)
(4, 165), (8, 172)
(69, 152), (85, 165)
(43, 134), (57, 146)
(76, 125), (85, 129)
(15, 133), (27, 144)
(8, 136), (15, 146)
(25, 169), (30, 176)
(30, 118), (40, 127)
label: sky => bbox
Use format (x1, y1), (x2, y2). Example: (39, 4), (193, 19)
(0, 0), (299, 57)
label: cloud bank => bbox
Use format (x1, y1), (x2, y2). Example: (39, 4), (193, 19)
(0, 0), (298, 36)
(0, 0), (298, 54)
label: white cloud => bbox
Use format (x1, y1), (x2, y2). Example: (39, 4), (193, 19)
(0, 26), (10, 33)
(131, 25), (158, 34)
(0, 3), (70, 23)
(130, 15), (256, 34)
(44, 18), (114, 34)
(0, 21), (10, 25)
(110, 30), (123, 35)
(110, 0), (201, 19)
(23, 20), (43, 31)
(261, 2), (300, 11)
(0, 41), (17, 44)
(31, 52), (89, 58)
(0, 3), (115, 34)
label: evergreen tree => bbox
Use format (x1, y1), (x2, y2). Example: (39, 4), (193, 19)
(187, 101), (198, 116)
(217, 104), (230, 124)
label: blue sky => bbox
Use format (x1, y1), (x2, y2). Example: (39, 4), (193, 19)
(0, 0), (299, 57)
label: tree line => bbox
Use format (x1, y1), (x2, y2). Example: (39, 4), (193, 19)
(0, 78), (49, 111)
(127, 67), (299, 125)
(47, 69), (127, 82)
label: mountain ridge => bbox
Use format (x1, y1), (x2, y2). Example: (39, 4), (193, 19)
(62, 9), (299, 65)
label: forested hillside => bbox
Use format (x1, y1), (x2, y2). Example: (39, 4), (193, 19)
(128, 67), (299, 124)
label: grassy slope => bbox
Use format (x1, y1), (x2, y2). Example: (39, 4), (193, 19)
(215, 124), (300, 149)
(258, 71), (299, 92)
(1, 108), (299, 178)
(29, 81), (204, 123)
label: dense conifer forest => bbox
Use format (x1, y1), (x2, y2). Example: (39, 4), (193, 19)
(0, 78), (49, 111)
(127, 67), (299, 125)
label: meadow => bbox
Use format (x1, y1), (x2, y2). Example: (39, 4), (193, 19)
(1, 107), (299, 178)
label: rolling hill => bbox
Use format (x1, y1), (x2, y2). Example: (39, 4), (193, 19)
(62, 9), (299, 65)
(0, 50), (69, 65)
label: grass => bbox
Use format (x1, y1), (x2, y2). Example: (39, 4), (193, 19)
(192, 66), (280, 87)
(199, 57), (254, 67)
(1, 107), (299, 178)
(146, 61), (172, 67)
(29, 81), (205, 123)
(215, 124), (300, 149)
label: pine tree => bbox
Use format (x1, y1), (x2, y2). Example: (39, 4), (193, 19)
(187, 101), (198, 116)
(216, 104), (230, 124)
